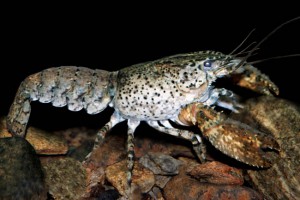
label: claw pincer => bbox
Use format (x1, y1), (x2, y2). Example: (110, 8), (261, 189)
(178, 103), (279, 167)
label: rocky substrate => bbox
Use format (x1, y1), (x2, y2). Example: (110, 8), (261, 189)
(0, 96), (299, 199)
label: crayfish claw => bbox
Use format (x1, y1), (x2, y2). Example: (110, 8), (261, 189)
(178, 103), (279, 167)
(203, 119), (279, 167)
(231, 65), (279, 96)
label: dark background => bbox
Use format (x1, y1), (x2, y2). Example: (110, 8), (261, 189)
(1, 6), (299, 133)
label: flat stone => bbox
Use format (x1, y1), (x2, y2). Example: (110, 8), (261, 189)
(164, 175), (262, 200)
(41, 157), (86, 200)
(187, 161), (244, 185)
(26, 127), (68, 155)
(139, 152), (181, 175)
(164, 159), (261, 200)
(0, 117), (68, 155)
(0, 137), (47, 200)
(155, 175), (172, 189)
(105, 159), (155, 198)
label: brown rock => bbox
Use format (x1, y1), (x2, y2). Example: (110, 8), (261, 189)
(82, 132), (126, 198)
(26, 127), (68, 155)
(0, 117), (13, 137)
(105, 159), (155, 198)
(164, 176), (262, 200)
(41, 157), (86, 200)
(231, 96), (300, 199)
(82, 129), (192, 198)
(164, 158), (262, 200)
(187, 161), (244, 185)
(83, 132), (126, 169)
(0, 117), (68, 155)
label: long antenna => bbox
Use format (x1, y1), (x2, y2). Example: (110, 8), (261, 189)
(229, 29), (256, 55)
(248, 54), (300, 65)
(232, 16), (300, 70)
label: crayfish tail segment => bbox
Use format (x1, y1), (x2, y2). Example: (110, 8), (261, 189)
(6, 102), (30, 137)
(6, 78), (35, 137)
(231, 65), (279, 96)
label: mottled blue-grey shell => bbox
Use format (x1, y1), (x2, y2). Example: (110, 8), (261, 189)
(7, 66), (116, 137)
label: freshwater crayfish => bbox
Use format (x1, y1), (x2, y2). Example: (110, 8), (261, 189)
(6, 17), (299, 197)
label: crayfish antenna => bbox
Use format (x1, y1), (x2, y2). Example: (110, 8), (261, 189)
(231, 16), (300, 71)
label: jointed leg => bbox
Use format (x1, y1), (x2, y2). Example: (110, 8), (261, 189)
(204, 88), (243, 113)
(85, 111), (125, 160)
(147, 121), (206, 163)
(126, 119), (140, 195)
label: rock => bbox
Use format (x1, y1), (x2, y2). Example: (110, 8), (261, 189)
(83, 129), (191, 199)
(82, 132), (126, 198)
(154, 175), (172, 189)
(187, 161), (244, 185)
(105, 159), (155, 198)
(231, 96), (300, 200)
(164, 158), (262, 200)
(26, 127), (68, 155)
(139, 153), (181, 175)
(0, 117), (68, 155)
(164, 176), (262, 200)
(139, 152), (182, 197)
(0, 137), (47, 200)
(41, 157), (86, 200)
(81, 115), (266, 198)
(149, 186), (165, 200)
(0, 117), (12, 137)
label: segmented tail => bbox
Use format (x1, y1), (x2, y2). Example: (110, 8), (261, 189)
(7, 66), (117, 137)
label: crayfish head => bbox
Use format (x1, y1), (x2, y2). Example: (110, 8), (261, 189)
(213, 57), (245, 77)
(199, 52), (244, 82)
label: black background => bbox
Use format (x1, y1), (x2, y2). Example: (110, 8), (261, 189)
(1, 5), (299, 132)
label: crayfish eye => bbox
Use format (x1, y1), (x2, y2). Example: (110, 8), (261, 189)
(203, 60), (212, 68)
